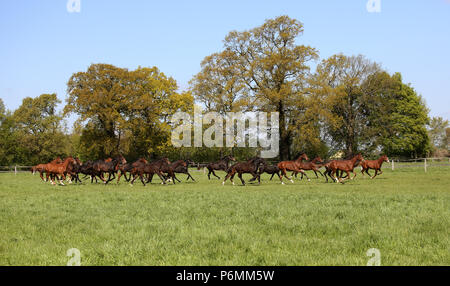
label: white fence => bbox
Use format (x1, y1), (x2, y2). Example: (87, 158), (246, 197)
(387, 157), (450, 172)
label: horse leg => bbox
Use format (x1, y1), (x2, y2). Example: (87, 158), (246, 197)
(279, 169), (288, 184)
(351, 170), (357, 180)
(300, 170), (310, 182)
(59, 173), (66, 186)
(187, 172), (195, 181)
(253, 172), (261, 185)
(371, 169), (378, 179)
(332, 169), (340, 183)
(269, 173), (275, 180)
(156, 172), (167, 184)
(106, 172), (115, 184)
(147, 173), (154, 183)
(139, 174), (146, 186)
(212, 170), (220, 179)
(238, 173), (245, 186)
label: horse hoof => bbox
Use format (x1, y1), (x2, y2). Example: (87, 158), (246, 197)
(290, 179), (294, 184)
(308, 179), (311, 182)
(281, 182), (285, 185)
(222, 182), (225, 185)
(232, 182), (235, 186)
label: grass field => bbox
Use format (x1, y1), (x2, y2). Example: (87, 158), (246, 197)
(0, 166), (449, 266)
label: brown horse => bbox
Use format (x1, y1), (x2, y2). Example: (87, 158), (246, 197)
(151, 159), (187, 184)
(166, 159), (196, 182)
(129, 158), (170, 186)
(222, 157), (266, 186)
(117, 158), (148, 183)
(206, 155), (236, 179)
(32, 157), (63, 182)
(277, 153), (309, 184)
(291, 156), (324, 180)
(45, 157), (76, 185)
(329, 154), (364, 183)
(361, 155), (389, 179)
(93, 155), (127, 184)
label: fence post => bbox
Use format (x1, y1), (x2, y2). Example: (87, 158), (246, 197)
(15, 165), (17, 175)
(424, 158), (427, 173)
(391, 159), (394, 171)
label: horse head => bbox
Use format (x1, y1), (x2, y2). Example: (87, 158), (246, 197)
(312, 157), (324, 164)
(296, 153), (309, 162)
(223, 155), (236, 162)
(353, 153), (364, 163)
(381, 155), (389, 163)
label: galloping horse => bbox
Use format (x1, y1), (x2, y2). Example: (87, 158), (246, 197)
(206, 155), (236, 179)
(93, 155), (127, 184)
(117, 158), (148, 183)
(129, 158), (169, 186)
(361, 155), (389, 179)
(168, 159), (196, 182)
(32, 157), (63, 182)
(291, 156), (324, 180)
(329, 154), (364, 183)
(277, 153), (310, 184)
(253, 162), (281, 181)
(65, 157), (83, 183)
(222, 157), (266, 186)
(157, 159), (187, 184)
(45, 157), (76, 185)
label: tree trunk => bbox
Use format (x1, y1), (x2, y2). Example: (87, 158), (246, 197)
(278, 102), (290, 160)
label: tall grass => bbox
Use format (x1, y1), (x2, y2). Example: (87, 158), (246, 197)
(0, 166), (449, 265)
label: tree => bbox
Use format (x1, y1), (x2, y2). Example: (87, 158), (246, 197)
(65, 64), (193, 160)
(191, 16), (318, 159)
(12, 93), (68, 164)
(0, 98), (5, 122)
(428, 117), (449, 150)
(310, 54), (381, 157)
(377, 73), (430, 157)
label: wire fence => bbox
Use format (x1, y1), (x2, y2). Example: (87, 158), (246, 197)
(1, 157), (449, 175)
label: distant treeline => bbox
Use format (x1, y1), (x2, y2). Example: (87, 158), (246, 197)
(0, 16), (448, 166)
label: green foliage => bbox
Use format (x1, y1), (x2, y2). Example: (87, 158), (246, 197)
(0, 94), (69, 165)
(65, 64), (193, 160)
(378, 74), (431, 157)
(428, 117), (449, 151)
(191, 16), (319, 159)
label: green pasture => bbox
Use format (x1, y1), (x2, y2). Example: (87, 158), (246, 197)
(0, 166), (449, 265)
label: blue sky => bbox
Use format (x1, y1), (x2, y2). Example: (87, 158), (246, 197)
(1, 0), (449, 122)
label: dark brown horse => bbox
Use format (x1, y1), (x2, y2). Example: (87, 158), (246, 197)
(167, 159), (196, 182)
(252, 162), (281, 181)
(129, 158), (170, 186)
(152, 159), (187, 184)
(117, 158), (148, 183)
(65, 157), (83, 183)
(329, 154), (364, 183)
(93, 155), (127, 184)
(277, 153), (309, 184)
(206, 155), (236, 179)
(222, 157), (266, 186)
(361, 155), (389, 179)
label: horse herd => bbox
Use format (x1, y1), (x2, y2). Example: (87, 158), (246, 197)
(30, 153), (390, 186)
